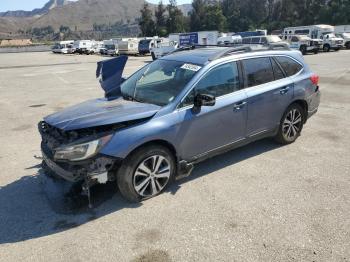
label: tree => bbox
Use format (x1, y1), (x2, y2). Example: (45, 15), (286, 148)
(155, 1), (167, 36)
(190, 0), (207, 31)
(139, 3), (156, 36)
(167, 0), (187, 33)
(203, 4), (227, 32)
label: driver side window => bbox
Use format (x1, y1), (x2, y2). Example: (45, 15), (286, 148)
(180, 62), (240, 107)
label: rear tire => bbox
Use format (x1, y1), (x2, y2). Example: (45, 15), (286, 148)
(151, 52), (156, 60)
(323, 44), (330, 52)
(300, 45), (307, 55)
(117, 145), (176, 202)
(274, 104), (305, 145)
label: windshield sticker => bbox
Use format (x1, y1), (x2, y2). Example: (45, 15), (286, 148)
(181, 63), (202, 72)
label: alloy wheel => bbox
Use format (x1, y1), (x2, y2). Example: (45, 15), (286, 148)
(133, 155), (171, 197)
(282, 109), (303, 142)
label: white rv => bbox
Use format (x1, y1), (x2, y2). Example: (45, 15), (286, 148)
(52, 40), (74, 54)
(283, 25), (343, 52)
(118, 38), (140, 55)
(73, 40), (98, 55)
(335, 25), (350, 49)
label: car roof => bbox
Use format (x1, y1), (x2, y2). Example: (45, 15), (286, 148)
(160, 47), (228, 65)
(160, 44), (294, 65)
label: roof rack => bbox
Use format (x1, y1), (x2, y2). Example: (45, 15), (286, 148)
(209, 43), (291, 61)
(169, 43), (291, 61)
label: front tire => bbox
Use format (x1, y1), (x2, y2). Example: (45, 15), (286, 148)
(117, 145), (176, 202)
(274, 104), (305, 144)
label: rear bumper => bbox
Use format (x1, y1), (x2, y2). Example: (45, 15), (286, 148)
(307, 107), (318, 119)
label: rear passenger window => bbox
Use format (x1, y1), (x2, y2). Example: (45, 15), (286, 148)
(242, 57), (275, 87)
(271, 58), (285, 80)
(275, 56), (303, 76)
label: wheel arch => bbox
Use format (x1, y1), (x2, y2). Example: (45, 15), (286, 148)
(125, 139), (178, 162)
(290, 99), (308, 123)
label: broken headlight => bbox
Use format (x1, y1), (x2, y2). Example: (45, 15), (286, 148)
(54, 134), (113, 161)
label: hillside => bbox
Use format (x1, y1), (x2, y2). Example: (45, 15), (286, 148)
(0, 0), (70, 18)
(0, 0), (193, 38)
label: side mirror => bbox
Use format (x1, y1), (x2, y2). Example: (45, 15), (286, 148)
(194, 93), (216, 108)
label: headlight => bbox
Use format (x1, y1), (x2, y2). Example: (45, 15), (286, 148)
(54, 134), (112, 161)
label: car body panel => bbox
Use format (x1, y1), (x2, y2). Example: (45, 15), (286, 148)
(245, 79), (294, 136)
(44, 97), (161, 131)
(175, 91), (248, 160)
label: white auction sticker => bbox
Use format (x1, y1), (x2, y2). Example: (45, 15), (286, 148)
(181, 63), (202, 72)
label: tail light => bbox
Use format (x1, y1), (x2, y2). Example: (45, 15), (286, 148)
(310, 74), (319, 86)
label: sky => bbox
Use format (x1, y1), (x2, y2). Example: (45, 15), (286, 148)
(0, 0), (192, 12)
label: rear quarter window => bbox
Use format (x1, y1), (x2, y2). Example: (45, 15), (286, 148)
(242, 57), (275, 87)
(275, 56), (303, 77)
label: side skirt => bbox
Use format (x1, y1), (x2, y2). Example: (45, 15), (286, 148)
(175, 128), (278, 179)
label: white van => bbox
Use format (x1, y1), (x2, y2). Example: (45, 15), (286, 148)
(52, 40), (74, 54)
(118, 38), (140, 55)
(150, 40), (179, 60)
(283, 25), (343, 52)
(101, 40), (119, 56)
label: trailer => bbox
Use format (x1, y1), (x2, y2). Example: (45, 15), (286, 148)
(118, 38), (140, 55)
(170, 31), (219, 47)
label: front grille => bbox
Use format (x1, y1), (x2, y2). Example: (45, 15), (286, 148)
(38, 121), (69, 154)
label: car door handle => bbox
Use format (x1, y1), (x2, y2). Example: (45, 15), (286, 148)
(233, 101), (247, 111)
(280, 86), (291, 95)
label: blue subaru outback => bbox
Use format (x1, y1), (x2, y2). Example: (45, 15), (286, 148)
(39, 45), (320, 203)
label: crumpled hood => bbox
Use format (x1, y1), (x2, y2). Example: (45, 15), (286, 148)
(44, 97), (161, 131)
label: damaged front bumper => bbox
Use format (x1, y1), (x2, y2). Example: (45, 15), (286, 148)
(41, 143), (121, 184)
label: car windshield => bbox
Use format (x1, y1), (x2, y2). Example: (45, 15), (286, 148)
(105, 44), (115, 50)
(120, 59), (201, 106)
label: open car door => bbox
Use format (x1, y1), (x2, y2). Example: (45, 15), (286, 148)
(96, 56), (128, 98)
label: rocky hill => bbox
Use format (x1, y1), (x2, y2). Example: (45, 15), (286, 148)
(0, 0), (193, 39)
(0, 0), (70, 18)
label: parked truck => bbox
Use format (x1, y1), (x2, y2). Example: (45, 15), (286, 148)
(283, 25), (343, 52)
(52, 40), (74, 54)
(100, 39), (119, 56)
(335, 25), (350, 49)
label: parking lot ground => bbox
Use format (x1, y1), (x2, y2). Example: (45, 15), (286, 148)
(0, 51), (349, 262)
